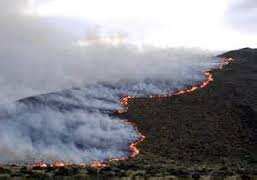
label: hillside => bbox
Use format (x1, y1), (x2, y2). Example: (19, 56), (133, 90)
(112, 48), (257, 176)
(0, 48), (257, 178)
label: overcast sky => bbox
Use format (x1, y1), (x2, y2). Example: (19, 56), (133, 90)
(0, 0), (256, 50)
(225, 0), (257, 34)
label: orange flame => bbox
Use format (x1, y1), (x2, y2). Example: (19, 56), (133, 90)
(90, 161), (108, 169)
(32, 162), (47, 169)
(52, 161), (65, 168)
(115, 57), (234, 163)
(31, 57), (233, 169)
(121, 96), (134, 106)
(129, 134), (146, 158)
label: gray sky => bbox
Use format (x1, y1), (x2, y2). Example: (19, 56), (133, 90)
(226, 0), (257, 34)
(0, 0), (256, 49)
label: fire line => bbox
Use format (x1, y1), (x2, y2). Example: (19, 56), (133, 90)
(32, 57), (234, 170)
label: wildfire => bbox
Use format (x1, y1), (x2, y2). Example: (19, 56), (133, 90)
(90, 161), (108, 169)
(121, 96), (134, 106)
(32, 161), (70, 169)
(52, 161), (65, 168)
(32, 162), (47, 169)
(129, 134), (146, 158)
(31, 57), (233, 170)
(220, 58), (234, 69)
(109, 57), (234, 168)
(172, 58), (233, 96)
(115, 57), (234, 162)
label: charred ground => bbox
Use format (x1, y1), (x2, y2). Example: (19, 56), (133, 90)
(112, 48), (257, 175)
(0, 48), (257, 178)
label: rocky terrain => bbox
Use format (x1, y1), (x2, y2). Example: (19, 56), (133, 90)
(0, 48), (257, 179)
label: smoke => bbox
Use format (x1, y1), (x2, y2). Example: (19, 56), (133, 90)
(0, 0), (222, 164)
(0, 48), (220, 164)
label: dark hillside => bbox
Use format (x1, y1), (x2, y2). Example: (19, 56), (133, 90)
(0, 48), (257, 178)
(114, 48), (257, 175)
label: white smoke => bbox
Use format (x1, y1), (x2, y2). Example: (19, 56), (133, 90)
(0, 0), (222, 164)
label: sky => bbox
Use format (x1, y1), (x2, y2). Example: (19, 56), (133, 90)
(226, 0), (257, 34)
(0, 0), (256, 50)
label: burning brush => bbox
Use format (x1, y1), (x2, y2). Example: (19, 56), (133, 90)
(31, 57), (233, 170)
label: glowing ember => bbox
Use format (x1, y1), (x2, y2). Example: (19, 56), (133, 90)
(52, 161), (65, 168)
(32, 162), (47, 169)
(90, 161), (107, 169)
(31, 57), (233, 170)
(111, 57), (234, 168)
(121, 96), (134, 106)
(173, 71), (213, 95)
(169, 58), (232, 96)
(129, 134), (146, 158)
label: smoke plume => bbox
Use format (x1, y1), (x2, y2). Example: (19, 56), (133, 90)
(0, 0), (222, 164)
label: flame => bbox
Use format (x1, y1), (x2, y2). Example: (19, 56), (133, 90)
(121, 96), (134, 106)
(83, 57), (233, 169)
(32, 162), (47, 169)
(30, 57), (233, 170)
(52, 161), (65, 168)
(90, 161), (108, 169)
(32, 161), (68, 169)
(114, 57), (234, 163)
(129, 134), (146, 158)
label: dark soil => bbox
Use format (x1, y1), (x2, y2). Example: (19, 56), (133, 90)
(112, 48), (257, 175)
(0, 48), (257, 178)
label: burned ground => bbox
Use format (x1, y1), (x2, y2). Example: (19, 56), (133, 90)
(113, 48), (257, 175)
(0, 48), (257, 178)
